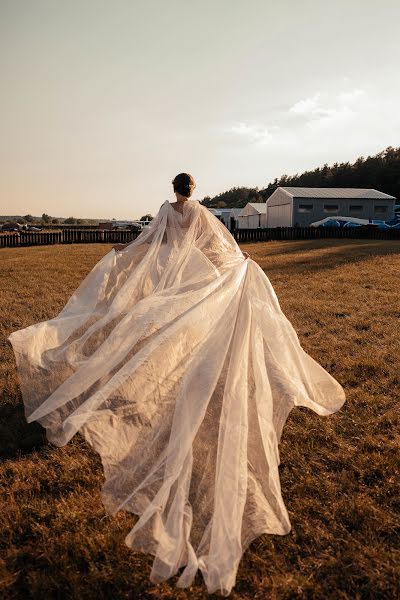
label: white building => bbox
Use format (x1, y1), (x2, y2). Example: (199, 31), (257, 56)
(237, 203), (267, 229)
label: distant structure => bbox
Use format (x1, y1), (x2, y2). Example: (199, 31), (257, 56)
(208, 208), (242, 231)
(236, 203), (267, 229)
(266, 187), (396, 227)
(99, 219), (148, 230)
(229, 208), (242, 230)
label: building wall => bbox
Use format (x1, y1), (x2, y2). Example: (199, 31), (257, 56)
(266, 188), (293, 227)
(237, 212), (267, 229)
(229, 211), (241, 231)
(208, 208), (232, 229)
(237, 203), (267, 228)
(267, 203), (292, 227)
(266, 188), (293, 207)
(239, 203), (261, 216)
(292, 197), (396, 226)
(219, 210), (233, 228)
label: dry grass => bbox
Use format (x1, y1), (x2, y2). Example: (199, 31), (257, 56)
(0, 239), (399, 600)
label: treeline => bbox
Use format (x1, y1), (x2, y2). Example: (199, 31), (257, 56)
(201, 187), (264, 209)
(0, 212), (153, 226)
(200, 146), (400, 208)
(0, 213), (99, 226)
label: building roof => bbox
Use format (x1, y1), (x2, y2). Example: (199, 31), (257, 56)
(230, 208), (242, 216)
(208, 208), (233, 215)
(243, 203), (267, 214)
(279, 187), (396, 200)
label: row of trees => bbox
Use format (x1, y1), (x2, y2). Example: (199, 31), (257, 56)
(200, 146), (400, 208)
(1, 214), (154, 226)
(9, 214), (88, 225)
(201, 187), (264, 209)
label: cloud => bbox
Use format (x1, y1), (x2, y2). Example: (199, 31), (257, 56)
(225, 87), (369, 148)
(289, 92), (321, 116)
(337, 88), (366, 104)
(288, 89), (367, 121)
(224, 121), (273, 144)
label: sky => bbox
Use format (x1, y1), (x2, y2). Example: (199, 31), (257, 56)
(1, 0), (400, 219)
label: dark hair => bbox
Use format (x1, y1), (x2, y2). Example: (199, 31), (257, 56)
(172, 173), (196, 198)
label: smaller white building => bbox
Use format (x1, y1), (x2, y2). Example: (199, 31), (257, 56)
(208, 208), (240, 231)
(237, 203), (267, 229)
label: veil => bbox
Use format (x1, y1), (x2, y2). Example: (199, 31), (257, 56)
(8, 198), (346, 596)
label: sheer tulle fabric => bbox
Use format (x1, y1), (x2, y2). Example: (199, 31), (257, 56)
(8, 199), (345, 595)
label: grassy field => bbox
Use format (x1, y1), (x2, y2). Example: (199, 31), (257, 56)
(0, 239), (399, 599)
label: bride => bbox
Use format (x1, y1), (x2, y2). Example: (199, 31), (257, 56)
(8, 172), (346, 596)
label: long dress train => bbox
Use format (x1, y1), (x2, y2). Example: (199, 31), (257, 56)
(8, 199), (346, 596)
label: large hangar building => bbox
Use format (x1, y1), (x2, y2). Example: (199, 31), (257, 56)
(266, 187), (396, 227)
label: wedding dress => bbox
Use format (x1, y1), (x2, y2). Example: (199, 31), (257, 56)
(8, 199), (346, 596)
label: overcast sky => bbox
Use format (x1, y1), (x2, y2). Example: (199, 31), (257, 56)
(1, 0), (399, 219)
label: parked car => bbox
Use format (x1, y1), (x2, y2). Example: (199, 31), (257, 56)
(320, 219), (341, 228)
(20, 225), (42, 232)
(375, 222), (392, 229)
(311, 215), (397, 229)
(343, 221), (362, 228)
(2, 222), (23, 231)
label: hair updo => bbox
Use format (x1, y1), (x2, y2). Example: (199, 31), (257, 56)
(172, 173), (196, 198)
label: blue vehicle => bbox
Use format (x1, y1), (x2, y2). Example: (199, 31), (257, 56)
(311, 215), (399, 228)
(387, 212), (400, 227)
(320, 219), (341, 228)
(369, 220), (392, 229)
(343, 221), (362, 228)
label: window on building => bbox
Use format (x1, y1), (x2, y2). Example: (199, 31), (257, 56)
(323, 204), (339, 212)
(375, 205), (388, 214)
(349, 205), (363, 212)
(298, 203), (313, 212)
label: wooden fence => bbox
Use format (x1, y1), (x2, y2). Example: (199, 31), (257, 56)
(1, 225), (400, 249)
(41, 223), (105, 229)
(0, 229), (139, 248)
(234, 225), (400, 243)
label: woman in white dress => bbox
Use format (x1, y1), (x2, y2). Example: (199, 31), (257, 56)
(8, 172), (346, 596)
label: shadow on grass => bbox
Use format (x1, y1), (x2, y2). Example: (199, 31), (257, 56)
(252, 239), (400, 276)
(0, 397), (47, 459)
(267, 238), (400, 255)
